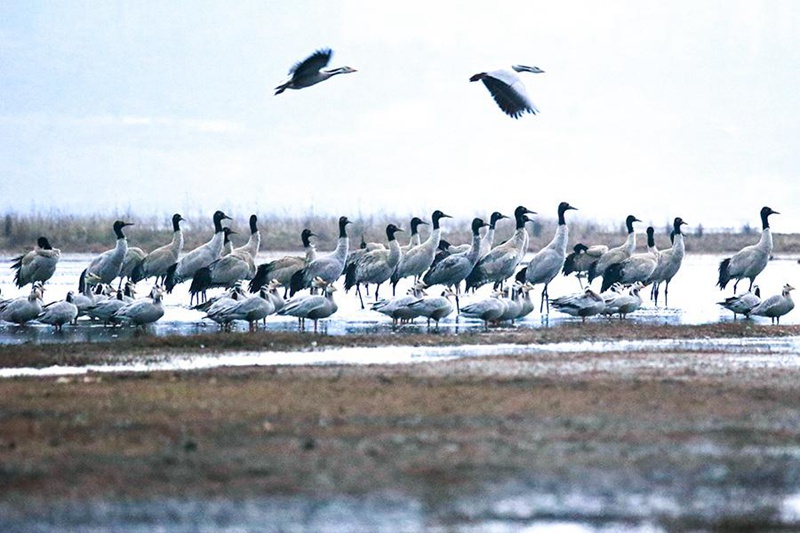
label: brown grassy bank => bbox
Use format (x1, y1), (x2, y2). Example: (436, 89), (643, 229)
(2, 212), (800, 255)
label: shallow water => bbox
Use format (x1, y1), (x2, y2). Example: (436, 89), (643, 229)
(0, 253), (798, 347)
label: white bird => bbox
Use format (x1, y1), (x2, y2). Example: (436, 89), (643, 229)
(587, 214), (641, 285)
(131, 213), (185, 285)
(469, 65), (544, 118)
(422, 217), (487, 311)
(648, 217), (688, 307)
(601, 226), (658, 292)
(601, 282), (644, 319)
(562, 243), (608, 287)
(521, 201), (578, 313)
(391, 210), (451, 295)
(38, 292), (78, 331)
(220, 286), (276, 332)
(407, 289), (456, 330)
(515, 283), (535, 320)
(550, 287), (606, 322)
(250, 229), (316, 297)
(0, 284), (44, 325)
(81, 220), (134, 291)
(289, 216), (351, 296)
(717, 286), (761, 319)
(279, 279), (339, 333)
(274, 48), (357, 95)
(371, 283), (426, 327)
(466, 206), (535, 291)
(345, 224), (404, 308)
(459, 292), (507, 330)
(11, 237), (61, 288)
(165, 210), (231, 301)
(717, 206), (779, 293)
(86, 290), (129, 326)
(496, 287), (523, 323)
(113, 286), (166, 327)
(750, 283), (795, 324)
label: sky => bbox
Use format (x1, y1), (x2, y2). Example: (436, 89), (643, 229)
(1, 1), (800, 232)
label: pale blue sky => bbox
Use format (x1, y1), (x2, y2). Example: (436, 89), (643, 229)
(2, 1), (799, 232)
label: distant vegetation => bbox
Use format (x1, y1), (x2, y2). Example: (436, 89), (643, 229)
(1, 212), (799, 255)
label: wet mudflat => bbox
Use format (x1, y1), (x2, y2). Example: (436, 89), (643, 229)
(2, 324), (800, 531)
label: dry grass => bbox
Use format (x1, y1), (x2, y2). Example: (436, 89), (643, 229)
(2, 212), (800, 255)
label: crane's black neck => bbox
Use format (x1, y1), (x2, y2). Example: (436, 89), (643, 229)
(471, 218), (485, 236)
(301, 229), (313, 247)
(113, 221), (128, 240)
(646, 227), (655, 248)
(213, 211), (228, 233)
(172, 214), (183, 232)
(672, 217), (684, 235)
(410, 217), (425, 235)
(338, 217), (350, 239)
(37, 237), (52, 249)
(625, 215), (638, 234)
(248, 215), (258, 235)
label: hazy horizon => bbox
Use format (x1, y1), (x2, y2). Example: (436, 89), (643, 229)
(2, 2), (799, 232)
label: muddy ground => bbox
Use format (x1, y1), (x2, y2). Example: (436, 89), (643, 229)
(1, 324), (800, 530)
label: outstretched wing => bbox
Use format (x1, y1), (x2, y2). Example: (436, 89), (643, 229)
(289, 48), (333, 76)
(481, 71), (538, 119)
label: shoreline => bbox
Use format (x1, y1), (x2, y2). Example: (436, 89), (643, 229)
(1, 341), (799, 529)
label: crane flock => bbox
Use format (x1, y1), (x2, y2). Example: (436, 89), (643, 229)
(0, 204), (795, 332)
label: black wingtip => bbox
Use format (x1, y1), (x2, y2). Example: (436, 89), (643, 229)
(289, 268), (305, 296)
(78, 269), (87, 293)
(717, 258), (731, 290)
(601, 263), (623, 293)
(249, 263), (270, 293)
(164, 263), (178, 293)
(515, 267), (527, 284)
(344, 262), (357, 292)
(189, 267), (212, 296)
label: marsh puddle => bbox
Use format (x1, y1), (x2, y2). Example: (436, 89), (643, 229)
(3, 337), (799, 379)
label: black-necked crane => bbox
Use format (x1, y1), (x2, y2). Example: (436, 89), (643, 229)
(717, 206), (779, 292)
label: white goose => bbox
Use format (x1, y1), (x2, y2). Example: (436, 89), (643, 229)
(38, 292), (79, 331)
(469, 65), (544, 118)
(717, 286), (761, 319)
(750, 283), (794, 324)
(0, 283), (44, 325)
(274, 48), (357, 94)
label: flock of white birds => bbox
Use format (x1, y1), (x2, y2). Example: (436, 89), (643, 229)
(0, 49), (795, 333)
(0, 201), (794, 333)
